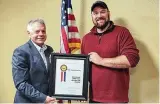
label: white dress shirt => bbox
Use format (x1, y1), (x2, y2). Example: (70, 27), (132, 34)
(31, 41), (48, 69)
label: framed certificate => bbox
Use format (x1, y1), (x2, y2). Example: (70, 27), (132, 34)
(49, 53), (90, 100)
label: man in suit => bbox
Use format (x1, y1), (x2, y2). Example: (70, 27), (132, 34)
(12, 18), (56, 103)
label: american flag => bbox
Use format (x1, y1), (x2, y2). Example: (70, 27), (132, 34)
(60, 0), (81, 54)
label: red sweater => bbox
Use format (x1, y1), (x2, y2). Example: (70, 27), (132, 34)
(81, 25), (139, 103)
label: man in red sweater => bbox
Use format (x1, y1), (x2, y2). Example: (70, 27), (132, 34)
(81, 0), (140, 103)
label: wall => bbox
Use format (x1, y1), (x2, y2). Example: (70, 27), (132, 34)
(0, 0), (159, 103)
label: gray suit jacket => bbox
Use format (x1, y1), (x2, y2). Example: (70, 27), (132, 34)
(12, 40), (53, 103)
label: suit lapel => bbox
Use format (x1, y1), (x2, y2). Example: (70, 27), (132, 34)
(45, 52), (49, 71)
(44, 46), (53, 71)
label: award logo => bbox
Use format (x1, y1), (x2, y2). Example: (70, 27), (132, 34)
(60, 64), (67, 82)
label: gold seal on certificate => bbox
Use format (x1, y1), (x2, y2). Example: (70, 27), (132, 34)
(49, 53), (90, 101)
(60, 64), (67, 82)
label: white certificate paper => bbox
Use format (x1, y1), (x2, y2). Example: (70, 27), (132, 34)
(55, 59), (84, 95)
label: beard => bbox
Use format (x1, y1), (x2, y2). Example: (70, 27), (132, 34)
(93, 17), (110, 30)
(96, 21), (109, 30)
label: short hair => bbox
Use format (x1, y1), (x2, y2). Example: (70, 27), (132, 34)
(27, 18), (45, 32)
(91, 0), (109, 12)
